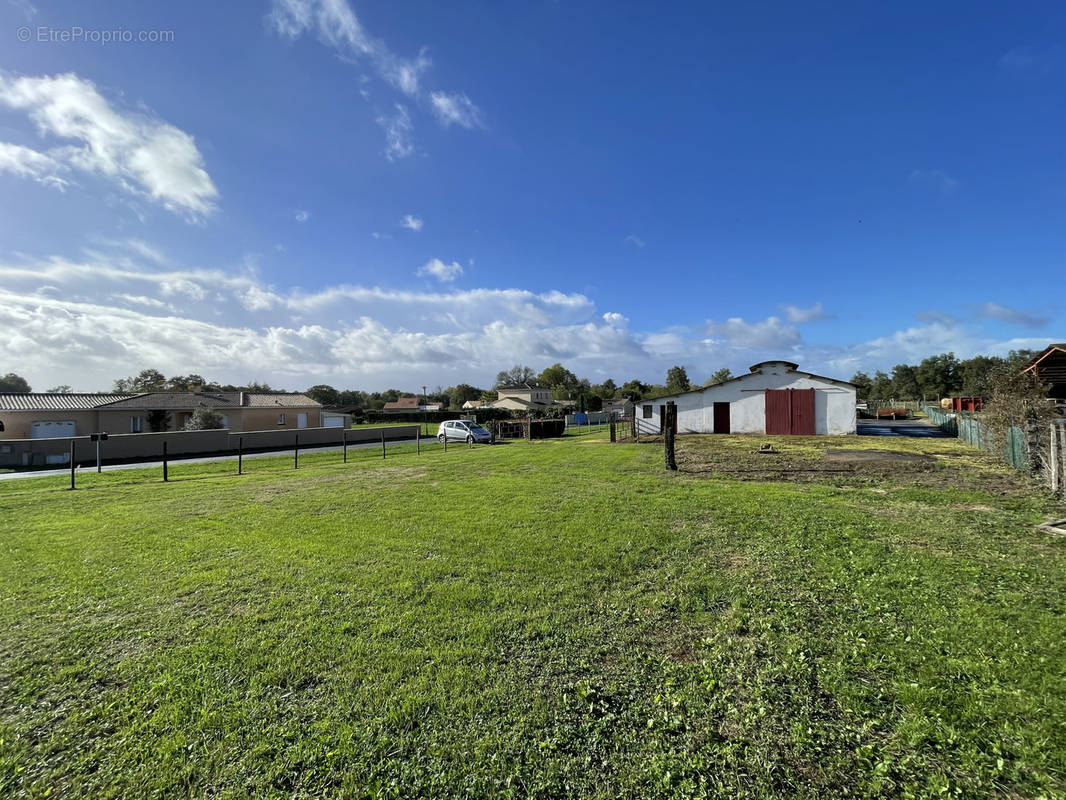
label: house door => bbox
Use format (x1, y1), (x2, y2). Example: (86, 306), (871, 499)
(764, 389), (815, 435)
(712, 402), (730, 434)
(297, 413), (308, 429)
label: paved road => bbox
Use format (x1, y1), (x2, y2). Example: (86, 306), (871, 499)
(856, 418), (949, 438)
(0, 437), (422, 481)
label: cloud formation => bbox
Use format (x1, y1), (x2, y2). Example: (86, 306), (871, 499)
(0, 73), (218, 219)
(416, 258), (463, 282)
(974, 301), (1048, 329)
(269, 0), (484, 157)
(400, 214), (423, 231)
(781, 302), (830, 324)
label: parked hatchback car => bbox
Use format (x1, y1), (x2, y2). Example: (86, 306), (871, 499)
(437, 419), (492, 444)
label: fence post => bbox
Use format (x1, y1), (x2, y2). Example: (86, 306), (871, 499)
(416, 427), (420, 455)
(69, 439), (76, 490)
(162, 440), (168, 482)
(238, 437), (243, 475)
(381, 429), (386, 459)
(664, 402), (678, 471)
(343, 428), (348, 463)
(294, 433), (299, 469)
(609, 417), (616, 443)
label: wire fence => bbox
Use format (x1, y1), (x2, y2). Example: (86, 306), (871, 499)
(1, 428), (493, 493)
(922, 406), (1064, 494)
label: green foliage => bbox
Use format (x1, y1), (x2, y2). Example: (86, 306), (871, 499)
(665, 365), (691, 394)
(495, 365), (537, 387)
(182, 408), (225, 430)
(113, 369), (167, 393)
(305, 384), (341, 406)
(46, 385), (73, 393)
(146, 409), (172, 433)
(446, 383), (483, 409)
(0, 372), (32, 393)
(705, 368), (733, 387)
(849, 370), (872, 400)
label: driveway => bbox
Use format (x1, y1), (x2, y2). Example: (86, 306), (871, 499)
(856, 418), (949, 438)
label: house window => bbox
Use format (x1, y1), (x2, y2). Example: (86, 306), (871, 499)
(277, 413), (286, 425)
(130, 416), (144, 433)
(642, 404), (653, 419)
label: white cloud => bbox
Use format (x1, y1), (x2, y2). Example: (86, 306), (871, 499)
(416, 258), (463, 282)
(909, 168), (959, 194)
(295, 210), (311, 223)
(781, 302), (830, 324)
(914, 310), (958, 326)
(269, 0), (430, 97)
(429, 92), (484, 129)
(602, 312), (628, 326)
(0, 73), (218, 219)
(400, 214), (423, 231)
(973, 301), (1048, 329)
(623, 235), (645, 248)
(0, 141), (69, 189)
(268, 0), (484, 157)
(705, 316), (801, 350)
(376, 104), (414, 161)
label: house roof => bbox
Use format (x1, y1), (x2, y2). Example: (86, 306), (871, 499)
(382, 397), (421, 410)
(0, 392), (321, 412)
(0, 393), (138, 411)
(496, 383), (547, 391)
(643, 360), (855, 402)
(1023, 344), (1066, 371)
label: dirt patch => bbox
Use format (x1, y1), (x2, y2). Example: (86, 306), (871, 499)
(824, 449), (934, 464)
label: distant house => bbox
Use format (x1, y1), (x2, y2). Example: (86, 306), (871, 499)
(641, 360), (856, 435)
(381, 397), (440, 413)
(487, 383), (566, 412)
(461, 400), (484, 410)
(0, 391), (327, 440)
(603, 399), (634, 417)
(1023, 344), (1066, 399)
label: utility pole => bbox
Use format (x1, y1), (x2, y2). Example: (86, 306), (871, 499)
(423, 384), (428, 436)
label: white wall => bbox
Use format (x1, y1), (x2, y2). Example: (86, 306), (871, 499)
(641, 363), (856, 435)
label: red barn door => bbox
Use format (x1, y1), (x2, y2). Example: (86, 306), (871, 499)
(764, 388), (815, 435)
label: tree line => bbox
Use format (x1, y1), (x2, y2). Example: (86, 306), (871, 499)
(849, 350), (1037, 402)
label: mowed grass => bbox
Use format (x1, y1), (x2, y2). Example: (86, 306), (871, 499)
(1, 434), (1065, 799)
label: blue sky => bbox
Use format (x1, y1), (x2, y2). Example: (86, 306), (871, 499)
(0, 0), (1062, 392)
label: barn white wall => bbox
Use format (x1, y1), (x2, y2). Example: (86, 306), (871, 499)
(641, 362), (856, 435)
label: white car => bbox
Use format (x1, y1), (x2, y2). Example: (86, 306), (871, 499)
(437, 419), (492, 444)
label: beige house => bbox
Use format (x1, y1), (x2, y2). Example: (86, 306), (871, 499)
(487, 383), (567, 412)
(0, 391), (328, 440)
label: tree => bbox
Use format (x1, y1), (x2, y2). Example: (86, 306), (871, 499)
(114, 369), (166, 393)
(495, 365), (537, 387)
(870, 370), (892, 402)
(183, 408), (225, 430)
(46, 384), (73, 393)
(305, 384), (341, 406)
(889, 364), (920, 400)
(705, 368), (733, 387)
(619, 379), (648, 402)
(167, 374), (215, 391)
(957, 355), (1004, 397)
(593, 378), (617, 399)
(538, 363), (580, 398)
(0, 373), (31, 393)
(982, 363), (1058, 474)
(915, 353), (960, 399)
(147, 409), (172, 432)
(447, 384), (483, 408)
(850, 371), (872, 400)
(665, 365), (691, 394)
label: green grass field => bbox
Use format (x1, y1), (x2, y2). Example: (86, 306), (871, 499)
(1, 433), (1065, 798)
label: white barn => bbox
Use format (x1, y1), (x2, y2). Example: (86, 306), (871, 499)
(641, 361), (856, 436)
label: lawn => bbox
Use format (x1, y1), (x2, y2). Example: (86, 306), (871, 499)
(1, 434), (1065, 798)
